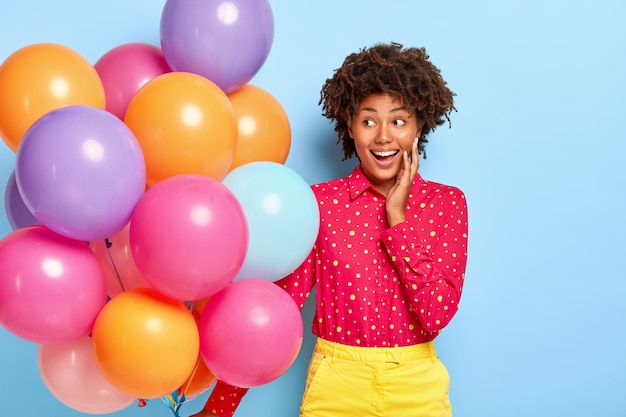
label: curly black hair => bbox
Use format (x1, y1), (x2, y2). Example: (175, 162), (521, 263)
(319, 42), (456, 160)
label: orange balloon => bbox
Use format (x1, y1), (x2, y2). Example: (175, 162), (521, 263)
(89, 222), (151, 298)
(227, 84), (291, 171)
(91, 288), (199, 399)
(0, 43), (105, 152)
(124, 72), (238, 186)
(180, 354), (217, 398)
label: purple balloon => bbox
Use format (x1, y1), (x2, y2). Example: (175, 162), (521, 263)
(160, 0), (274, 93)
(15, 105), (146, 242)
(4, 170), (40, 230)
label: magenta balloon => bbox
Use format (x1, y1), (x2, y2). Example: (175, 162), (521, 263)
(0, 226), (107, 343)
(130, 174), (248, 301)
(95, 43), (171, 119)
(4, 170), (40, 230)
(15, 105), (146, 242)
(160, 0), (274, 93)
(198, 279), (303, 388)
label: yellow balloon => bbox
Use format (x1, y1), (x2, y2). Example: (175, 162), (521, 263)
(124, 72), (238, 186)
(91, 288), (199, 399)
(0, 43), (105, 152)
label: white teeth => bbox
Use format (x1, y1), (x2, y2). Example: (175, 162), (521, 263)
(372, 150), (398, 157)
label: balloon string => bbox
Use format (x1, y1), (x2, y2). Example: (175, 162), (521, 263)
(104, 238), (126, 292)
(168, 392), (184, 417)
(161, 395), (177, 415)
(189, 300), (199, 318)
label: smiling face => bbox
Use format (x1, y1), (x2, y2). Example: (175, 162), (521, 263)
(348, 93), (422, 196)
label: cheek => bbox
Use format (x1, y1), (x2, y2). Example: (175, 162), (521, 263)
(400, 134), (417, 150)
(351, 129), (368, 147)
(353, 141), (370, 160)
(354, 141), (366, 154)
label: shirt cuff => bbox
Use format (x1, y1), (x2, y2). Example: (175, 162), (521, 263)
(383, 223), (426, 257)
(203, 380), (249, 417)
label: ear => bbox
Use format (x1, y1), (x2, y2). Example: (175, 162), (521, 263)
(415, 124), (423, 139)
(347, 121), (354, 139)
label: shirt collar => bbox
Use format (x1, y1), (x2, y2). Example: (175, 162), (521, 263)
(347, 165), (424, 200)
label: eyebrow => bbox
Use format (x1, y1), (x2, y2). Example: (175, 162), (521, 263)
(358, 106), (411, 114)
(356, 107), (412, 117)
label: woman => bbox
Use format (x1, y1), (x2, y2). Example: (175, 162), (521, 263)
(193, 42), (468, 417)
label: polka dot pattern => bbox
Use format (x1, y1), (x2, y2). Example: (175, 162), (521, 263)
(277, 166), (468, 347)
(204, 383), (245, 416)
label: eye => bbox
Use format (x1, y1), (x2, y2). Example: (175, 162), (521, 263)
(362, 119), (375, 127)
(393, 118), (407, 126)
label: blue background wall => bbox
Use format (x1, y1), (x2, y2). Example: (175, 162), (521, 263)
(1, 1), (625, 416)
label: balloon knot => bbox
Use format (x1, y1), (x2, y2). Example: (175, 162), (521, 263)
(137, 399), (147, 408)
(105, 238), (113, 248)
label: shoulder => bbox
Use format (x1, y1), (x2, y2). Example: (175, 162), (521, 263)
(415, 177), (467, 205)
(311, 177), (349, 199)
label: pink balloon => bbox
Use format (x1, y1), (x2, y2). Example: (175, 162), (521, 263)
(198, 279), (303, 388)
(95, 43), (171, 119)
(0, 226), (107, 343)
(130, 174), (248, 301)
(89, 222), (151, 298)
(38, 337), (136, 414)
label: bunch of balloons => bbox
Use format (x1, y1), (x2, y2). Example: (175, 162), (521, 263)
(0, 0), (320, 415)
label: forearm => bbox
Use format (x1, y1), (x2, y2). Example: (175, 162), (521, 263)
(383, 219), (467, 331)
(400, 261), (462, 331)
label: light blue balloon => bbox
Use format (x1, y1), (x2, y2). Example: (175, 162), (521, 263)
(222, 162), (320, 282)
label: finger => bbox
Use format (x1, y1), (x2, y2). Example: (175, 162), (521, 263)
(400, 150), (410, 181)
(411, 138), (419, 174)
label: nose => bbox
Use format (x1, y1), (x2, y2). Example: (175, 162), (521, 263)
(375, 123), (392, 144)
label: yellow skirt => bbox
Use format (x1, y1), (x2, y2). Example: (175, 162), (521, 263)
(300, 338), (452, 417)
